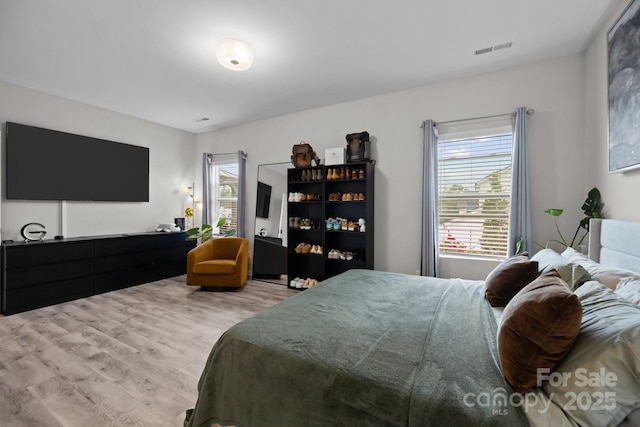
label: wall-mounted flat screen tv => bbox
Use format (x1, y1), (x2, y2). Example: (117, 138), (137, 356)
(256, 181), (272, 218)
(6, 122), (149, 202)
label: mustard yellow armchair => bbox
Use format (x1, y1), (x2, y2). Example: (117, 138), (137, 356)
(187, 237), (249, 288)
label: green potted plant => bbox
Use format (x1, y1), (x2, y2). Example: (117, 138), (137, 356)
(516, 187), (604, 253)
(543, 187), (604, 249)
(186, 218), (236, 243)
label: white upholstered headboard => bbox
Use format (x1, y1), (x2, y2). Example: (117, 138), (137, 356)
(588, 218), (640, 275)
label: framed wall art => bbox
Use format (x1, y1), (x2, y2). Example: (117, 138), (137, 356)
(608, 0), (640, 173)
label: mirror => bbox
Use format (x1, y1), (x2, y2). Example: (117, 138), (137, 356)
(254, 162), (288, 241)
(253, 162), (289, 283)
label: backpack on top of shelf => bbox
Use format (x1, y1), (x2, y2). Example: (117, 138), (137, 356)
(291, 142), (319, 168)
(345, 131), (371, 163)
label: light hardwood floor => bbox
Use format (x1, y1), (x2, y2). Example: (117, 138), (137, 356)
(0, 276), (298, 427)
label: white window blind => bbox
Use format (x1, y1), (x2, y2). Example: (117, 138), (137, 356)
(438, 133), (513, 257)
(212, 162), (238, 235)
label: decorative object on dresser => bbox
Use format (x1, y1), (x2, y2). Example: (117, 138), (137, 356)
(20, 222), (47, 242)
(287, 161), (374, 289)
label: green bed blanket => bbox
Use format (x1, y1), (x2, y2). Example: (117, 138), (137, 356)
(185, 269), (530, 427)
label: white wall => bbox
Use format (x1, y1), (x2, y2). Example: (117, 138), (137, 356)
(0, 50), (602, 279)
(585, 2), (640, 222)
(0, 81), (196, 241)
(195, 54), (588, 279)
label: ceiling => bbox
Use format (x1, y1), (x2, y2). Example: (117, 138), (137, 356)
(0, 1), (625, 134)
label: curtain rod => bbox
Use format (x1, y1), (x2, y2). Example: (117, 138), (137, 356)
(205, 151), (246, 156)
(419, 108), (535, 128)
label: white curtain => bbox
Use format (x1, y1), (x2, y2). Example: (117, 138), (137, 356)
(421, 120), (439, 277)
(237, 150), (247, 238)
(507, 107), (532, 255)
(202, 153), (213, 226)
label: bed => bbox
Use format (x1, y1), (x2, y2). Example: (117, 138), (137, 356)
(185, 219), (640, 427)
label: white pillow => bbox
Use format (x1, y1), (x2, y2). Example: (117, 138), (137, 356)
(531, 249), (591, 289)
(615, 277), (640, 305)
(560, 247), (640, 290)
(560, 247), (588, 263)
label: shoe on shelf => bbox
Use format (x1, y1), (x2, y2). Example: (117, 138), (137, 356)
(303, 278), (318, 289)
(295, 243), (305, 253)
(302, 243), (312, 254)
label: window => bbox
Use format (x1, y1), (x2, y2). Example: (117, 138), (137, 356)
(437, 132), (513, 258)
(211, 161), (239, 235)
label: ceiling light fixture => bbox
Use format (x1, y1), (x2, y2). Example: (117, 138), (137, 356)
(216, 38), (254, 71)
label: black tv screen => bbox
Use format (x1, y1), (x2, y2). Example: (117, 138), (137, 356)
(256, 181), (271, 218)
(6, 122), (149, 202)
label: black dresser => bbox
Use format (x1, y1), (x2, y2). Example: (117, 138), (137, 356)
(1, 232), (195, 315)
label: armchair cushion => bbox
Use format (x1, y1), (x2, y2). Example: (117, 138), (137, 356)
(193, 260), (236, 275)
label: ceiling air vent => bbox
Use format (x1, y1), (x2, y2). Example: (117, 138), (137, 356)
(475, 42), (512, 55)
(475, 46), (493, 55)
(493, 42), (513, 51)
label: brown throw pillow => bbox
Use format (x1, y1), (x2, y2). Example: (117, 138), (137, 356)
(497, 270), (582, 393)
(485, 253), (539, 307)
